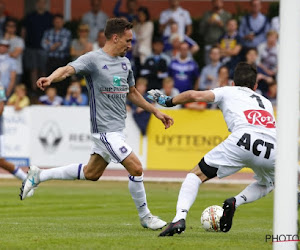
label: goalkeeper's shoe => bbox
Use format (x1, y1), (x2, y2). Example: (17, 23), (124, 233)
(220, 197), (236, 232)
(20, 166), (41, 200)
(158, 219), (186, 237)
(140, 213), (167, 230)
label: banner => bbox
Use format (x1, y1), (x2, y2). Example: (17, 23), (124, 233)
(29, 106), (144, 168)
(147, 109), (231, 171)
(3, 107), (30, 166)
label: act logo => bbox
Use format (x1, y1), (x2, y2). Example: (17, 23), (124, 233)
(39, 121), (63, 153)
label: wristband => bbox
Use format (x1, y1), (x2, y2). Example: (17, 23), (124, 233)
(165, 98), (175, 107)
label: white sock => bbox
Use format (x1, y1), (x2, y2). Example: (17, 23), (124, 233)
(128, 174), (150, 218)
(12, 167), (27, 181)
(39, 164), (86, 182)
(172, 173), (202, 222)
(235, 181), (274, 208)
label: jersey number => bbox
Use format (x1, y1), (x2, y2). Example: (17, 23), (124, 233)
(250, 94), (265, 109)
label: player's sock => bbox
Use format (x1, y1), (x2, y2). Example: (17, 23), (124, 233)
(128, 174), (150, 218)
(172, 173), (202, 222)
(39, 163), (86, 182)
(12, 167), (27, 181)
(235, 181), (274, 208)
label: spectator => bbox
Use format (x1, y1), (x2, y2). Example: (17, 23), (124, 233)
(215, 65), (232, 87)
(245, 48), (274, 96)
(159, 0), (192, 38)
(127, 77), (151, 135)
(218, 18), (242, 77)
(0, 39), (16, 97)
(239, 0), (270, 51)
(63, 80), (88, 106)
(41, 14), (71, 95)
(198, 46), (222, 90)
(82, 0), (108, 42)
(7, 84), (30, 110)
(199, 0), (231, 64)
(168, 33), (183, 58)
(163, 21), (199, 55)
(257, 30), (278, 77)
(23, 0), (53, 91)
(133, 7), (153, 66)
(168, 42), (200, 93)
(3, 18), (25, 84)
(113, 0), (138, 23)
(157, 77), (180, 110)
(70, 23), (93, 60)
(39, 87), (63, 106)
(271, 16), (279, 33)
(0, 0), (8, 38)
(140, 37), (169, 90)
(93, 29), (106, 51)
(265, 82), (277, 107)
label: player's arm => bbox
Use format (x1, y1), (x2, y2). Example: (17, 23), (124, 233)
(127, 86), (174, 129)
(148, 89), (215, 107)
(172, 90), (215, 105)
(36, 65), (76, 91)
(0, 101), (4, 116)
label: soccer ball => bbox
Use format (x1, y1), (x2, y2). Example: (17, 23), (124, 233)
(201, 205), (224, 232)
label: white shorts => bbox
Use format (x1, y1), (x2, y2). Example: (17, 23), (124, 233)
(91, 131), (133, 163)
(204, 130), (276, 187)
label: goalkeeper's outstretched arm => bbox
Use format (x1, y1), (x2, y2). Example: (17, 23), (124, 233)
(172, 90), (215, 106)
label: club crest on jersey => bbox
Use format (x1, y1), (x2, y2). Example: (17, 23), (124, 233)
(121, 62), (127, 71)
(119, 146), (128, 154)
(244, 110), (276, 128)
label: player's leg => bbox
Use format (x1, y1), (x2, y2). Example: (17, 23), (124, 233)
(0, 158), (27, 181)
(122, 151), (167, 230)
(220, 182), (274, 233)
(159, 158), (217, 237)
(20, 154), (108, 200)
(0, 135), (27, 180)
(221, 132), (276, 232)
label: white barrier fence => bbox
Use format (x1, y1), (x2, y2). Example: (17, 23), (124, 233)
(2, 106), (145, 169)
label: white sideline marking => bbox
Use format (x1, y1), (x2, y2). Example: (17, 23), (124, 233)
(0, 174), (253, 184)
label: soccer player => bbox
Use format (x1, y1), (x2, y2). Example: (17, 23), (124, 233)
(148, 62), (276, 236)
(0, 82), (29, 182)
(20, 18), (174, 230)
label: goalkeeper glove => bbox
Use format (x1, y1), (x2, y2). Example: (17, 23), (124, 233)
(147, 89), (175, 107)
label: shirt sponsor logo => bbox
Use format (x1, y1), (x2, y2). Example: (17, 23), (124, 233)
(113, 76), (121, 86)
(244, 110), (276, 128)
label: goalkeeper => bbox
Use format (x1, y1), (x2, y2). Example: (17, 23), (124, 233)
(148, 62), (277, 236)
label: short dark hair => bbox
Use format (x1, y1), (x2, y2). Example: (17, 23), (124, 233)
(137, 6), (150, 21)
(104, 18), (133, 40)
(53, 14), (64, 20)
(233, 62), (257, 90)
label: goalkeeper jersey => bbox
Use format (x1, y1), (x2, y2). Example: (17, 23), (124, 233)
(210, 86), (276, 138)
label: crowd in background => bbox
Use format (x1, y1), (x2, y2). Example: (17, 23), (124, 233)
(0, 0), (280, 133)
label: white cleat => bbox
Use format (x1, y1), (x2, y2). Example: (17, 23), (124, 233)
(20, 166), (41, 200)
(140, 213), (167, 230)
(26, 189), (35, 197)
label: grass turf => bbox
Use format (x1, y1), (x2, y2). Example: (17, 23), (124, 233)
(0, 179), (276, 249)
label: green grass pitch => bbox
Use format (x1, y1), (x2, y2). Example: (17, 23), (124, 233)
(0, 179), (277, 249)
